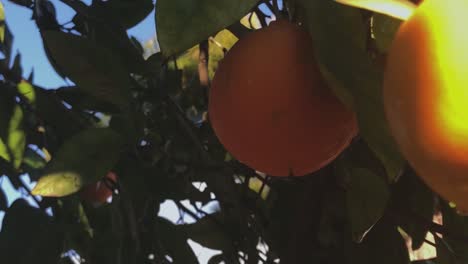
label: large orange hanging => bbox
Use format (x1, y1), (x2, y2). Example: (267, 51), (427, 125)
(208, 20), (358, 176)
(383, 0), (468, 210)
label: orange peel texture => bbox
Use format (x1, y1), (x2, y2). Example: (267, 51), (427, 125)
(209, 20), (358, 177)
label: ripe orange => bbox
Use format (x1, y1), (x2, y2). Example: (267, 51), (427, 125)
(80, 171), (117, 206)
(208, 20), (358, 177)
(383, 0), (468, 210)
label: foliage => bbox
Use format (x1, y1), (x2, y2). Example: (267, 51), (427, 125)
(0, 0), (466, 263)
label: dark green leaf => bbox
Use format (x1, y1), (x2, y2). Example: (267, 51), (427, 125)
(93, 0), (154, 29)
(208, 254), (225, 264)
(0, 87), (15, 140)
(55, 86), (121, 114)
(346, 167), (390, 242)
(11, 52), (22, 77)
(8, 0), (33, 8)
(156, 0), (259, 57)
(390, 167), (435, 250)
(371, 13), (402, 53)
(333, 139), (389, 242)
(35, 87), (87, 141)
(181, 212), (232, 250)
(349, 216), (410, 264)
(31, 127), (125, 197)
(42, 31), (132, 109)
(156, 217), (200, 264)
(0, 187), (7, 211)
(20, 146), (47, 181)
(144, 52), (163, 76)
(440, 201), (468, 262)
(0, 13), (13, 64)
(297, 0), (404, 181)
(130, 35), (144, 55)
(0, 199), (63, 264)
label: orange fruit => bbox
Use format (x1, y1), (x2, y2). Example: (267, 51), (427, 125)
(383, 0), (468, 210)
(208, 20), (358, 176)
(80, 171), (117, 206)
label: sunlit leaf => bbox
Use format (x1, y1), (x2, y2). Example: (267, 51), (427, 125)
(17, 80), (35, 105)
(0, 1), (5, 42)
(156, 0), (259, 57)
(31, 128), (125, 197)
(240, 12), (261, 29)
(0, 91), (26, 169)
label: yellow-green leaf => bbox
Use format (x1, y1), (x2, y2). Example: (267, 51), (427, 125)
(32, 128), (125, 197)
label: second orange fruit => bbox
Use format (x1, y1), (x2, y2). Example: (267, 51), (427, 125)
(209, 20), (358, 176)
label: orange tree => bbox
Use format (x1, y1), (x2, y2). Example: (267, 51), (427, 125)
(0, 0), (467, 263)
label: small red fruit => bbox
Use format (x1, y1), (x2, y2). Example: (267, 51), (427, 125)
(79, 171), (117, 206)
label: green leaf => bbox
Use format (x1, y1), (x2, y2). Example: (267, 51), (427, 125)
(346, 167), (390, 242)
(11, 52), (22, 77)
(92, 0), (154, 29)
(181, 212), (232, 250)
(0, 1), (5, 42)
(389, 167), (434, 250)
(298, 0), (404, 181)
(0, 90), (26, 169)
(349, 215), (410, 264)
(21, 146), (47, 181)
(0, 7), (13, 64)
(0, 199), (63, 263)
(31, 128), (125, 197)
(0, 87), (15, 140)
(8, 0), (33, 8)
(17, 80), (36, 105)
(41, 31), (132, 109)
(440, 201), (468, 262)
(144, 52), (163, 76)
(156, 0), (259, 57)
(35, 87), (87, 140)
(371, 13), (402, 53)
(208, 254), (225, 264)
(55, 86), (121, 114)
(156, 217), (200, 264)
